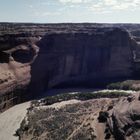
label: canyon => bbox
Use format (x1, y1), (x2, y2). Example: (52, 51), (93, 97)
(0, 23), (140, 140)
(1, 23), (140, 111)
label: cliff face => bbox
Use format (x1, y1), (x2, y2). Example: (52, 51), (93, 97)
(0, 23), (140, 111)
(30, 28), (135, 95)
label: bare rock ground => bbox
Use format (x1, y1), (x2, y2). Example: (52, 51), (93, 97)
(0, 101), (30, 140)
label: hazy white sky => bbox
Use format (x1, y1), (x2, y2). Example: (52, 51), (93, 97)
(0, 0), (140, 23)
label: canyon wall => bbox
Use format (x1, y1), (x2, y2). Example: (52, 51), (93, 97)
(0, 23), (140, 111)
(29, 28), (136, 96)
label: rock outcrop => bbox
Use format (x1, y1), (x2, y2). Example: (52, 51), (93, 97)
(0, 31), (39, 112)
(15, 91), (140, 140)
(107, 94), (140, 140)
(0, 23), (140, 111)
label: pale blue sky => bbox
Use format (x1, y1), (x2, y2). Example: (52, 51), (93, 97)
(0, 0), (140, 23)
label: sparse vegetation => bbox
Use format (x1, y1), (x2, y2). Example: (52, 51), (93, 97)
(98, 111), (109, 122)
(0, 79), (8, 84)
(107, 80), (140, 91)
(17, 91), (118, 140)
(16, 88), (140, 140)
(36, 91), (130, 106)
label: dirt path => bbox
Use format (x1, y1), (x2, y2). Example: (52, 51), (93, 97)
(0, 101), (30, 140)
(67, 110), (100, 140)
(92, 114), (106, 140)
(67, 117), (88, 140)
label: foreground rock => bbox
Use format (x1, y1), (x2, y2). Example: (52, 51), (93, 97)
(108, 94), (140, 140)
(14, 91), (140, 140)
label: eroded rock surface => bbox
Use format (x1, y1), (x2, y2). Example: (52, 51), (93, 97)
(107, 94), (140, 140)
(0, 31), (39, 112)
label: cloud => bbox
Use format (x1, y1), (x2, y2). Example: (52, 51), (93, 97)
(104, 0), (117, 6)
(59, 0), (82, 3)
(35, 11), (61, 17)
(90, 0), (140, 13)
(112, 0), (140, 10)
(59, 0), (91, 4)
(29, 5), (33, 8)
(58, 0), (140, 13)
(33, 0), (140, 15)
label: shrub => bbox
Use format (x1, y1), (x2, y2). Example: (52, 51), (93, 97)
(98, 111), (109, 122)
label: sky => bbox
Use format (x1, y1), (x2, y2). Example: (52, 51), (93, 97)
(0, 0), (140, 23)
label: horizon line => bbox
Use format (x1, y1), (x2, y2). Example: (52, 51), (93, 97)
(0, 21), (140, 25)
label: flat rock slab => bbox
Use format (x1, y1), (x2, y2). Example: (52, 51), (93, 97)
(0, 101), (30, 140)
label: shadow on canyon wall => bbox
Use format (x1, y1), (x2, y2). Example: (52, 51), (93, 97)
(28, 28), (139, 98)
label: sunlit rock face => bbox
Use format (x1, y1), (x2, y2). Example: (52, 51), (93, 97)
(30, 28), (136, 95)
(0, 33), (39, 112)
